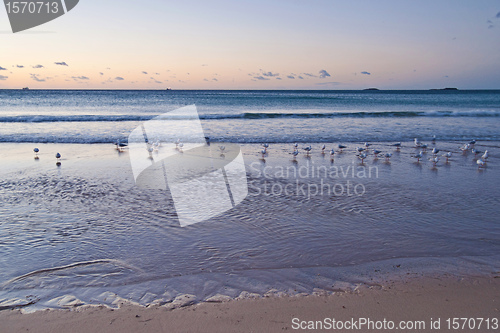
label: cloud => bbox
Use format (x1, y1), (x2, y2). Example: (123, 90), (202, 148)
(155, 73), (160, 75)
(54, 62), (68, 66)
(276, 77), (282, 80)
(150, 77), (162, 84)
(30, 74), (45, 82)
(319, 70), (331, 78)
(115, 77), (124, 81)
(496, 12), (500, 18)
(142, 71), (148, 74)
(32, 64), (44, 69)
(287, 75), (295, 79)
(254, 76), (270, 80)
(303, 73), (317, 77)
(201, 64), (208, 66)
(488, 25), (494, 29)
(0, 66), (6, 71)
(72, 76), (89, 80)
(315, 81), (341, 86)
(298, 76), (304, 79)
(203, 78), (209, 81)
(212, 78), (218, 81)
(262, 71), (279, 77)
(0, 75), (8, 80)
(361, 71), (371, 75)
(99, 72), (104, 75)
(16, 65), (24, 68)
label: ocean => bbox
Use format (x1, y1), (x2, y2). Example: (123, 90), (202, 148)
(0, 90), (499, 311)
(0, 89), (500, 143)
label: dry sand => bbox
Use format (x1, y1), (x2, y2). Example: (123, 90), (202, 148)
(1, 275), (499, 333)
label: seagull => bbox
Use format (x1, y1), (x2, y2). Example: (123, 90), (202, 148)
(204, 136), (210, 145)
(372, 149), (382, 157)
(356, 147), (366, 153)
(431, 135), (436, 144)
(477, 159), (486, 168)
(443, 151), (452, 163)
(55, 152), (61, 165)
(460, 143), (470, 153)
(482, 150), (489, 161)
(291, 150), (299, 159)
(174, 139), (181, 148)
(469, 139), (476, 146)
(364, 142), (371, 149)
(472, 149), (483, 156)
(303, 146), (312, 155)
(178, 142), (184, 152)
(321, 144), (326, 153)
(357, 152), (368, 163)
(260, 148), (267, 158)
(414, 138), (421, 147)
(338, 144), (347, 152)
(391, 142), (402, 149)
(413, 151), (424, 162)
(114, 139), (128, 151)
(384, 153), (392, 162)
(329, 149), (335, 160)
(262, 143), (269, 149)
(219, 146), (226, 153)
(420, 144), (428, 151)
(429, 156), (439, 166)
(431, 148), (440, 156)
(294, 143), (299, 149)
(33, 147), (39, 159)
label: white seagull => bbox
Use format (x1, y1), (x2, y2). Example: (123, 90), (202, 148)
(482, 150), (489, 161)
(413, 151), (424, 162)
(443, 151), (452, 163)
(303, 146), (312, 155)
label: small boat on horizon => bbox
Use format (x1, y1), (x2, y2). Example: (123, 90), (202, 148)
(22, 87), (30, 90)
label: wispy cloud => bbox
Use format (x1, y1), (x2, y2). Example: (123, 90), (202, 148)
(99, 72), (104, 75)
(72, 76), (89, 80)
(319, 69), (331, 78)
(298, 76), (304, 79)
(254, 76), (270, 80)
(201, 64), (208, 66)
(361, 71), (371, 75)
(276, 77), (282, 80)
(16, 65), (24, 68)
(0, 66), (6, 71)
(287, 75), (295, 79)
(303, 73), (317, 77)
(115, 77), (125, 81)
(32, 64), (44, 69)
(496, 11), (500, 18)
(30, 74), (45, 82)
(150, 77), (162, 84)
(54, 62), (68, 66)
(0, 75), (8, 80)
(212, 78), (218, 82)
(142, 71), (148, 74)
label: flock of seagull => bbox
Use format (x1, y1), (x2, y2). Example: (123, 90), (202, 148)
(256, 137), (490, 169)
(32, 136), (491, 169)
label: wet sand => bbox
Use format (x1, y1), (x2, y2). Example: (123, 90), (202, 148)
(1, 275), (499, 332)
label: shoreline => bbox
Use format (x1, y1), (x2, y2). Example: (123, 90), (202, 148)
(1, 273), (499, 332)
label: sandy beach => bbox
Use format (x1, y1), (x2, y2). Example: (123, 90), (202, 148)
(1, 275), (499, 332)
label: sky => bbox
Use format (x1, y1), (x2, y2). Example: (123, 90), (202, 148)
(0, 0), (499, 89)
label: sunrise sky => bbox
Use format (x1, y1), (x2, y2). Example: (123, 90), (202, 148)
(1, 0), (499, 89)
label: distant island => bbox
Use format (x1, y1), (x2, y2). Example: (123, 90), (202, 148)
(429, 87), (459, 91)
(363, 88), (379, 91)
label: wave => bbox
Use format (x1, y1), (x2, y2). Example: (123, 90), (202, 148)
(1, 110), (500, 123)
